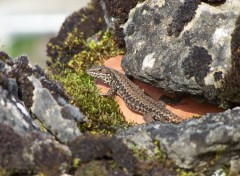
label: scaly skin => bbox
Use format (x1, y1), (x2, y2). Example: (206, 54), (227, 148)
(87, 66), (182, 123)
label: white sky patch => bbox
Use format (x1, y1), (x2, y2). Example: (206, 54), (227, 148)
(212, 28), (229, 44)
(142, 53), (156, 70)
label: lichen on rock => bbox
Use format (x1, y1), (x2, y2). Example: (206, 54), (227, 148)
(0, 123), (71, 176)
(122, 0), (240, 105)
(0, 52), (84, 143)
(117, 107), (240, 174)
(219, 15), (240, 106)
(0, 67), (73, 175)
(2, 0), (240, 175)
(46, 0), (128, 134)
(47, 0), (107, 66)
(100, 0), (141, 46)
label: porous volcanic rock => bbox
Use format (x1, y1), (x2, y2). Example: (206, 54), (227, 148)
(0, 123), (71, 176)
(0, 75), (36, 135)
(0, 52), (72, 175)
(47, 0), (106, 66)
(122, 0), (240, 104)
(100, 0), (140, 46)
(117, 107), (240, 174)
(0, 51), (83, 143)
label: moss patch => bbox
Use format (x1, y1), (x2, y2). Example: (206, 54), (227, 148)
(176, 169), (197, 176)
(67, 29), (124, 72)
(0, 168), (7, 176)
(52, 30), (128, 134)
(68, 134), (179, 175)
(46, 0), (131, 133)
(54, 70), (126, 134)
(47, 0), (107, 64)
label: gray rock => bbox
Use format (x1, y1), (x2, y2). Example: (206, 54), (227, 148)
(121, 130), (157, 157)
(229, 159), (240, 176)
(0, 52), (78, 175)
(100, 0), (139, 46)
(122, 0), (240, 102)
(0, 52), (84, 143)
(47, 0), (107, 66)
(0, 87), (36, 135)
(30, 76), (82, 143)
(0, 52), (85, 145)
(57, 97), (84, 122)
(117, 107), (240, 173)
(0, 123), (71, 176)
(0, 72), (36, 135)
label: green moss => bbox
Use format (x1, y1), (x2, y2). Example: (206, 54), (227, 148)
(72, 157), (81, 171)
(0, 168), (7, 176)
(176, 169), (197, 176)
(54, 70), (127, 134)
(209, 148), (226, 167)
(131, 147), (147, 161)
(153, 140), (163, 160)
(67, 29), (124, 72)
(130, 140), (163, 163)
(37, 173), (47, 176)
(32, 115), (48, 132)
(52, 29), (128, 134)
(75, 161), (110, 176)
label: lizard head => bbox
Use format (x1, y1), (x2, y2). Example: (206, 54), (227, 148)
(86, 66), (113, 85)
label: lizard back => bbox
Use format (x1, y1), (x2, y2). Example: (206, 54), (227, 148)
(87, 66), (182, 123)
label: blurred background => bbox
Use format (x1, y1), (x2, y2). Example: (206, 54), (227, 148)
(0, 0), (90, 67)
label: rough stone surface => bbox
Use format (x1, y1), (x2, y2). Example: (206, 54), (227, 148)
(47, 0), (106, 66)
(0, 123), (71, 176)
(0, 85), (36, 135)
(68, 134), (176, 175)
(117, 107), (240, 173)
(100, 0), (140, 46)
(122, 0), (240, 103)
(0, 52), (83, 143)
(2, 0), (240, 174)
(30, 76), (82, 143)
(0, 65), (72, 174)
(229, 159), (240, 176)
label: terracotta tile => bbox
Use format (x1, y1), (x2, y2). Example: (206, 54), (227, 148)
(93, 55), (223, 124)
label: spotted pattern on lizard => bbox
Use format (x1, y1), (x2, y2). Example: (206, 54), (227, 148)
(87, 66), (182, 123)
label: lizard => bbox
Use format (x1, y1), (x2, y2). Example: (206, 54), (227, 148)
(86, 65), (183, 123)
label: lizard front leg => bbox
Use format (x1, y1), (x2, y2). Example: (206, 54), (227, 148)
(100, 87), (117, 96)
